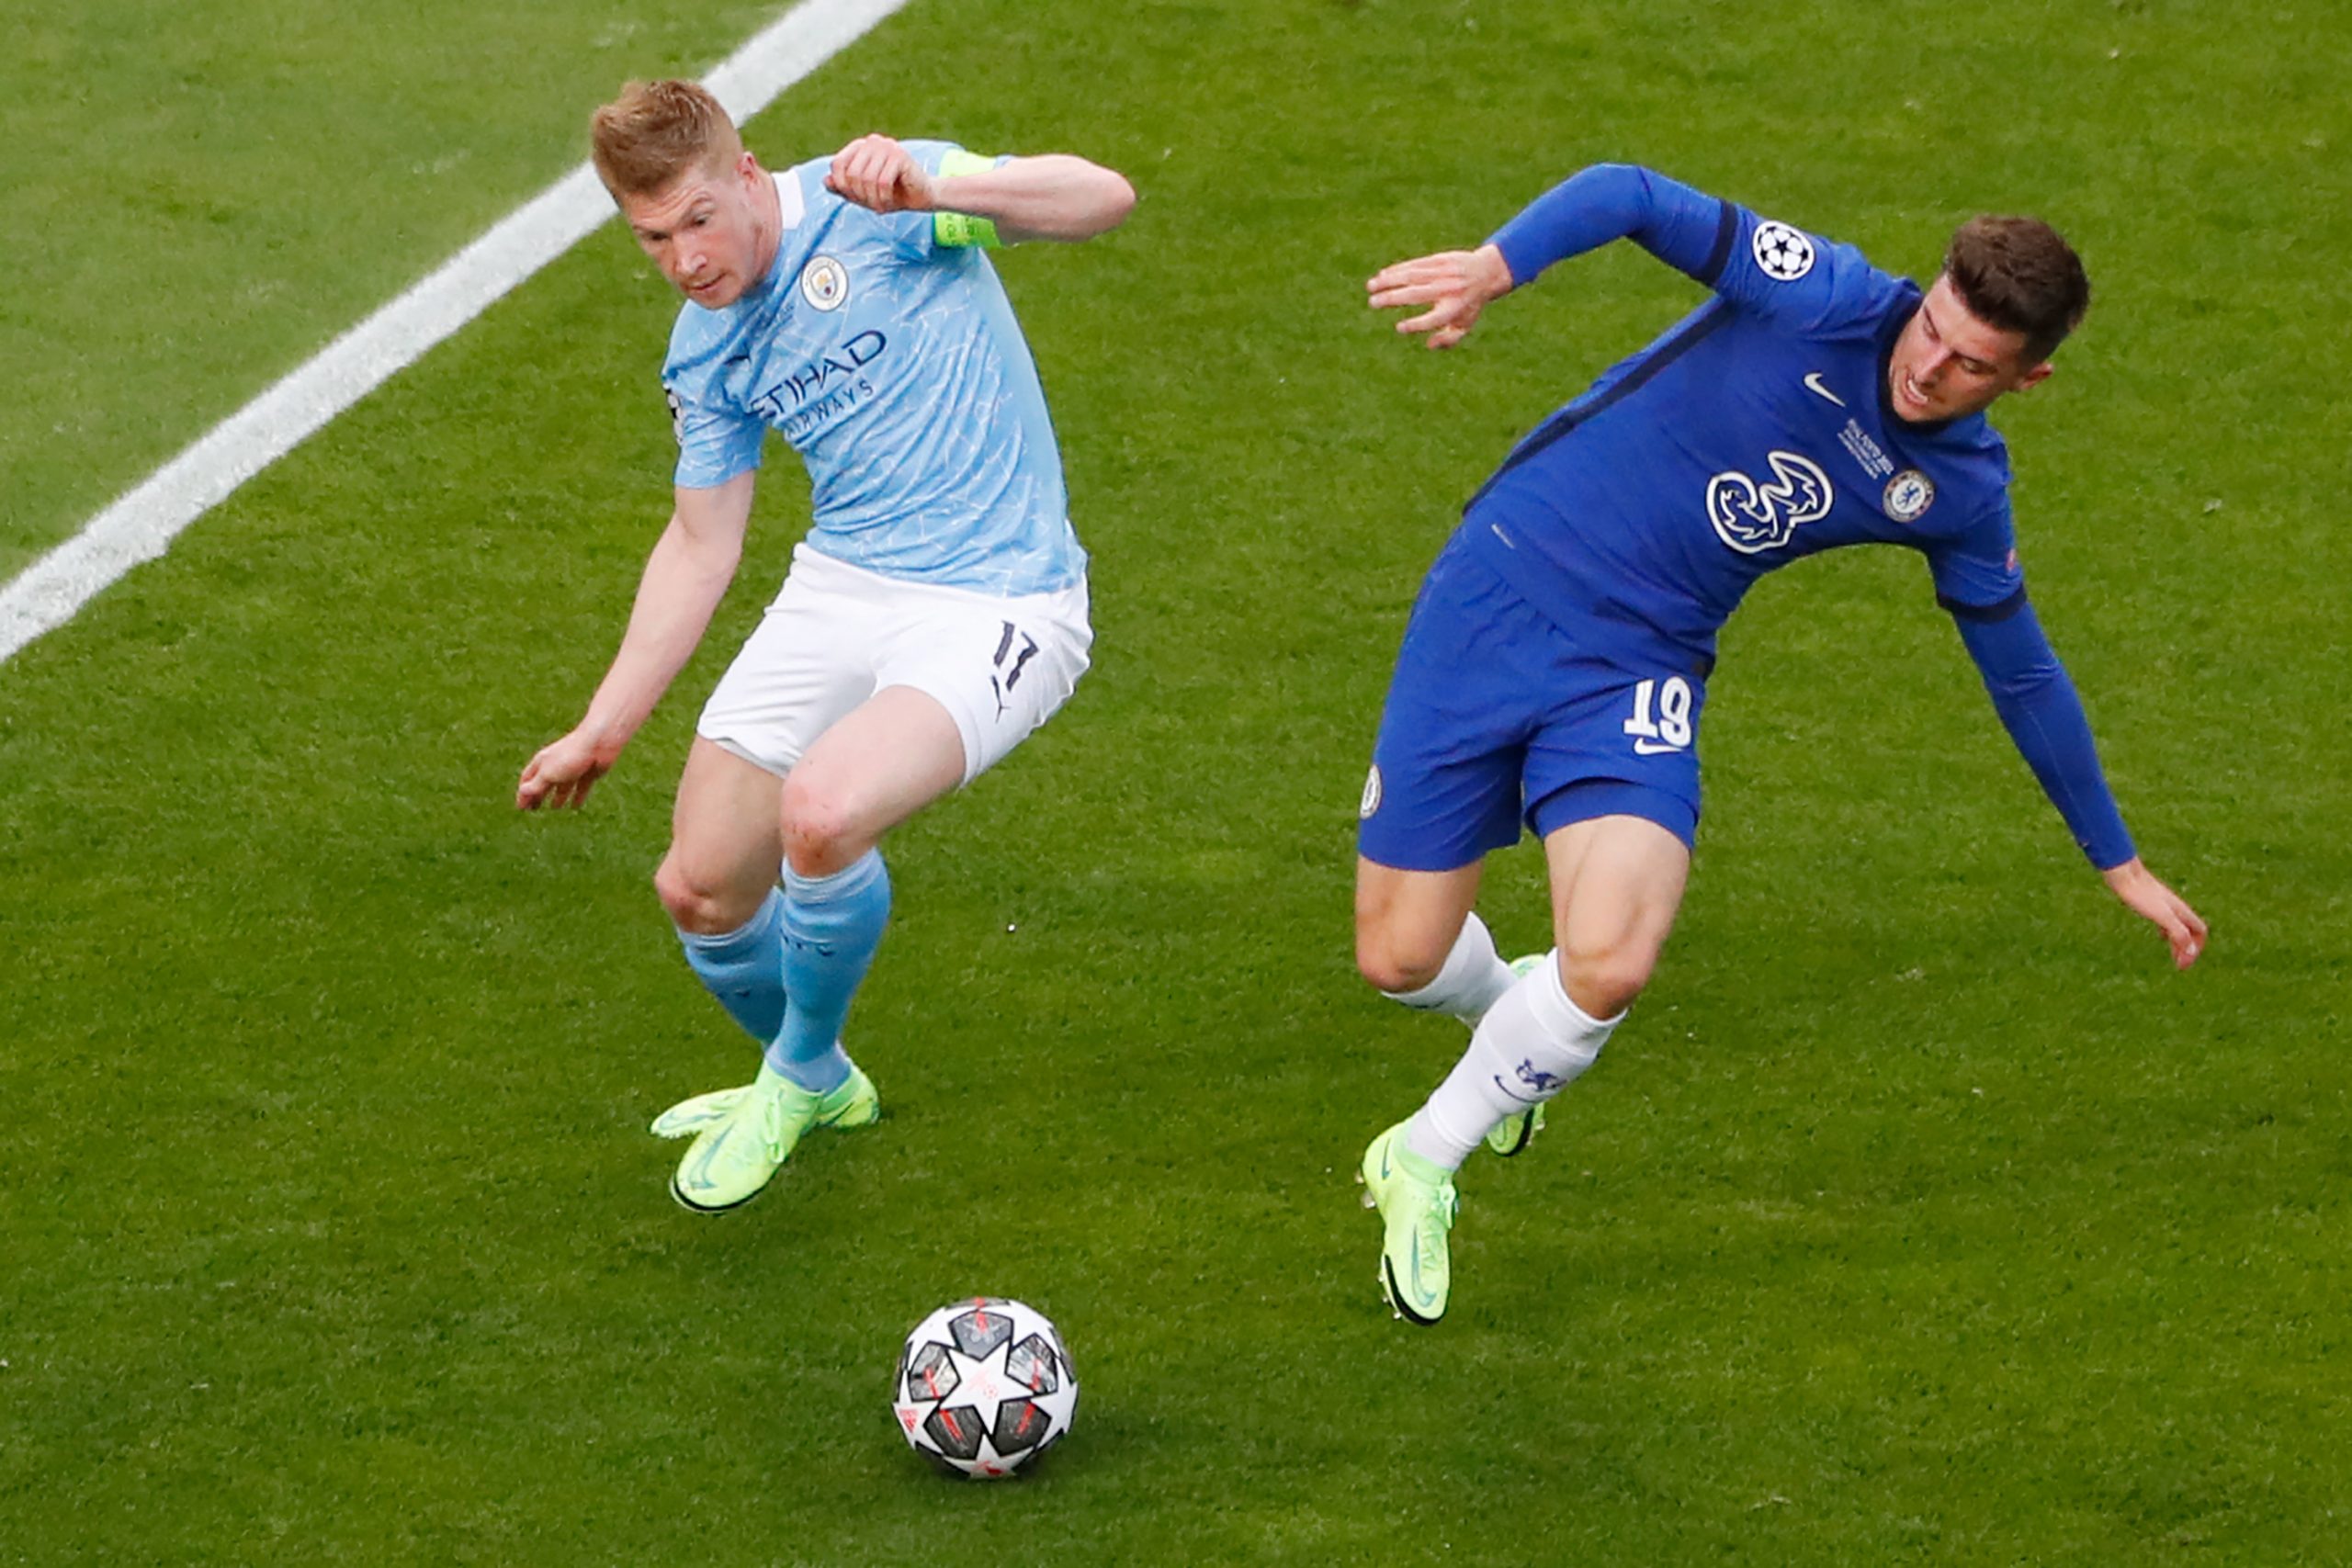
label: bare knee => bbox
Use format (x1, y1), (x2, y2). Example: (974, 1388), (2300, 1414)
(779, 773), (865, 878)
(655, 852), (760, 935)
(1356, 921), (1450, 997)
(1558, 940), (1654, 1020)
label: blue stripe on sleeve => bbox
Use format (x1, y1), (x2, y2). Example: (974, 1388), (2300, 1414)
(1951, 596), (2135, 869)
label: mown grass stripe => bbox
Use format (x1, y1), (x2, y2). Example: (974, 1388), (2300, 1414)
(0, 0), (912, 666)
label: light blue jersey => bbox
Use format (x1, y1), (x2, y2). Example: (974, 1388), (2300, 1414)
(662, 141), (1083, 595)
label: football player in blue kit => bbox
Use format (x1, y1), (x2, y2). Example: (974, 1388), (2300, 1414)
(1353, 164), (2207, 1324)
(516, 81), (1133, 1212)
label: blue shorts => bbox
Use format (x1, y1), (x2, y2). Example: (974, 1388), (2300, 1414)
(1357, 537), (1705, 873)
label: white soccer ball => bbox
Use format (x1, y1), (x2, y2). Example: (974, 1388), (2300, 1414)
(892, 1297), (1078, 1479)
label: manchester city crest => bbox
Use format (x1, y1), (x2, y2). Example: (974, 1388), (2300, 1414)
(799, 254), (850, 311)
(1883, 468), (1936, 523)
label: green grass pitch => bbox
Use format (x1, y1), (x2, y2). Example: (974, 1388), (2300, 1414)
(4, 0), (2347, 1561)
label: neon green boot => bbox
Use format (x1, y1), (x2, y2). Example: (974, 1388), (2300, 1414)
(653, 1064), (879, 1213)
(1359, 1122), (1458, 1325)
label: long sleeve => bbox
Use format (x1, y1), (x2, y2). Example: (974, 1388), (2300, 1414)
(1487, 164), (1730, 289)
(1948, 592), (2135, 870)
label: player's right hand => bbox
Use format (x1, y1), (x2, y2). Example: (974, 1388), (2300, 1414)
(516, 727), (616, 811)
(1368, 243), (1516, 349)
(826, 133), (932, 214)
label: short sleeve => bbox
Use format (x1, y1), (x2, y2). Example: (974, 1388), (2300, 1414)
(666, 379), (765, 491)
(880, 140), (1010, 260)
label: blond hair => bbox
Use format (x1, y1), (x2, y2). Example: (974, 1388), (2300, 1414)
(590, 79), (743, 197)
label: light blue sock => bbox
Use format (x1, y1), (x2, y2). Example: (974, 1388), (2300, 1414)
(676, 888), (786, 1045)
(769, 850), (891, 1093)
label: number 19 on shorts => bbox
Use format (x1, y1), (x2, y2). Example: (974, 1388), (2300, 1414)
(1623, 676), (1693, 755)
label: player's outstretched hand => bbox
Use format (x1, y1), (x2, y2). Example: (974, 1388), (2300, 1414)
(517, 727), (616, 812)
(826, 133), (933, 215)
(1367, 243), (1515, 349)
(2101, 857), (2208, 969)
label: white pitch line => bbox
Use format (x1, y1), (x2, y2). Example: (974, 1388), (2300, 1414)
(0, 0), (913, 667)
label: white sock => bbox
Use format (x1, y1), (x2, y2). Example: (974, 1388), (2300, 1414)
(1382, 911), (1516, 1026)
(1404, 951), (1622, 1171)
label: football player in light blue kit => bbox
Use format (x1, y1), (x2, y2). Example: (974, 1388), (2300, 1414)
(517, 81), (1133, 1212)
(1352, 165), (2208, 1322)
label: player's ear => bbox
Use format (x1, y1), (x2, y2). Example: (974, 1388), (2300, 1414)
(2017, 361), (2054, 392)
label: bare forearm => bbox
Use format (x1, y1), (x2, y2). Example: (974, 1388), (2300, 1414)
(936, 155), (1135, 243)
(579, 516), (740, 747)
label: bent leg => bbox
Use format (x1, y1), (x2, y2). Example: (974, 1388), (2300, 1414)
(658, 739), (793, 1046)
(1355, 858), (1521, 1025)
(1354, 859), (1482, 991)
(779, 684), (967, 879)
(1542, 812), (1690, 1019)
(1403, 815), (1690, 1170)
(657, 738), (787, 934)
(764, 685), (967, 1092)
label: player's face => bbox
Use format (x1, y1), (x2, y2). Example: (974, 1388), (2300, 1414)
(621, 152), (774, 309)
(1886, 275), (2052, 423)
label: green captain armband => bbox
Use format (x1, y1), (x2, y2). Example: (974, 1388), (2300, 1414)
(933, 210), (1001, 248)
(933, 149), (1005, 248)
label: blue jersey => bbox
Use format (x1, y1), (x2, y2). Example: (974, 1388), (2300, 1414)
(1466, 168), (2020, 679)
(662, 141), (1084, 596)
(1397, 165), (2133, 869)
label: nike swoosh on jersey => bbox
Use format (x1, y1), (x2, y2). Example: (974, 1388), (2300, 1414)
(1803, 372), (1846, 407)
(1632, 739), (1686, 755)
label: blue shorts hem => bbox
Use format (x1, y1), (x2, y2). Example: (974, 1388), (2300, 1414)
(1355, 818), (1521, 874)
(1527, 778), (1698, 849)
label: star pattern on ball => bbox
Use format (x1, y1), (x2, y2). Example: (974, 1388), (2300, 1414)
(895, 1299), (1077, 1477)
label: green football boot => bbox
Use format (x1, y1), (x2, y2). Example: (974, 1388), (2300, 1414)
(1483, 954), (1549, 1158)
(654, 1063), (880, 1213)
(1359, 1122), (1459, 1325)
(1483, 1101), (1546, 1157)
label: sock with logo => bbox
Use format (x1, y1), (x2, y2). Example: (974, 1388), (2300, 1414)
(676, 887), (787, 1046)
(768, 850), (891, 1094)
(1381, 910), (1517, 1026)
(1403, 951), (1621, 1171)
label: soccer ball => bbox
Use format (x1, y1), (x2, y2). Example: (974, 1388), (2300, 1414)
(892, 1297), (1078, 1479)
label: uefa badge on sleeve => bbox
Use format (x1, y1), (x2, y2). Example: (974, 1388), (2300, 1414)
(1751, 220), (1815, 282)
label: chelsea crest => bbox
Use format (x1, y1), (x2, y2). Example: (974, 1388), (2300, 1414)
(1883, 468), (1935, 524)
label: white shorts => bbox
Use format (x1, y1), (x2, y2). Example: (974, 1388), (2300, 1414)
(698, 543), (1093, 785)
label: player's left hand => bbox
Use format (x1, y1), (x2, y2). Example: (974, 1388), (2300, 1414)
(1368, 243), (1516, 349)
(826, 134), (933, 214)
(2101, 857), (2208, 969)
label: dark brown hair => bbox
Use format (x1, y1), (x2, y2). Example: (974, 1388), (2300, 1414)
(1942, 216), (2090, 365)
(590, 80), (742, 197)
